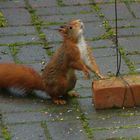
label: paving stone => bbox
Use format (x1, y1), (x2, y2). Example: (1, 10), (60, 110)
(118, 27), (140, 37)
(78, 98), (140, 129)
(40, 13), (100, 23)
(94, 0), (113, 3)
(28, 0), (57, 7)
(43, 29), (62, 42)
(119, 37), (140, 52)
(0, 35), (39, 45)
(0, 26), (36, 35)
(99, 3), (133, 20)
(76, 79), (92, 89)
(76, 88), (92, 98)
(26, 63), (46, 72)
(36, 5), (93, 16)
(96, 56), (129, 75)
(135, 64), (140, 73)
(88, 39), (113, 49)
(84, 22), (106, 39)
(93, 128), (140, 140)
(0, 46), (13, 62)
(0, 0), (25, 8)
(130, 3), (140, 18)
(63, 0), (91, 5)
(1, 8), (31, 26)
(47, 120), (89, 140)
(3, 112), (48, 124)
(109, 19), (140, 28)
(17, 45), (49, 63)
(0, 94), (46, 113)
(8, 123), (47, 140)
(92, 47), (116, 58)
(128, 54), (140, 64)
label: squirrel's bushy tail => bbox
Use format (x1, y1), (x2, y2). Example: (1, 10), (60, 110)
(0, 63), (45, 91)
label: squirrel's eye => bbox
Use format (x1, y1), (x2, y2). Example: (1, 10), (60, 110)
(69, 26), (72, 29)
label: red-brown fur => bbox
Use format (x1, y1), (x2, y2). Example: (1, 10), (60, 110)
(0, 20), (103, 104)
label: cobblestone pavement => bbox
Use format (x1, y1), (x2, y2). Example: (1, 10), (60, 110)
(0, 0), (140, 140)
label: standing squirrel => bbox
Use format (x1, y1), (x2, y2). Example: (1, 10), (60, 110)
(0, 19), (104, 104)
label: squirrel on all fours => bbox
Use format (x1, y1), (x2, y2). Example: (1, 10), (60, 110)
(0, 19), (104, 105)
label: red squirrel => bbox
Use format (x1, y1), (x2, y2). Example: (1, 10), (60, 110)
(0, 19), (104, 104)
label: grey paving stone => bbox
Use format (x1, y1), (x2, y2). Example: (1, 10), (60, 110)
(93, 128), (140, 140)
(0, 94), (46, 113)
(76, 79), (92, 89)
(1, 8), (31, 26)
(76, 88), (92, 98)
(78, 98), (95, 116)
(26, 63), (46, 72)
(63, 0), (91, 5)
(43, 29), (62, 42)
(99, 3), (133, 20)
(36, 5), (93, 16)
(28, 0), (57, 7)
(96, 56), (129, 75)
(88, 39), (113, 49)
(119, 37), (140, 52)
(109, 19), (140, 28)
(131, 3), (140, 18)
(84, 22), (106, 39)
(47, 120), (89, 140)
(128, 54), (140, 64)
(92, 47), (116, 58)
(0, 0), (25, 8)
(17, 45), (49, 63)
(78, 98), (140, 129)
(94, 0), (113, 3)
(8, 123), (47, 140)
(0, 35), (39, 45)
(0, 26), (36, 36)
(0, 46), (13, 62)
(40, 13), (100, 23)
(135, 64), (140, 73)
(118, 27), (140, 37)
(3, 112), (48, 124)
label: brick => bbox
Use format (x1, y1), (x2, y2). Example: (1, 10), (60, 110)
(93, 75), (140, 109)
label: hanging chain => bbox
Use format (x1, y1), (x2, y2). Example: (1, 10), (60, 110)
(115, 0), (122, 76)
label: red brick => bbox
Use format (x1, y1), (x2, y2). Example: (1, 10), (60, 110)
(92, 75), (140, 109)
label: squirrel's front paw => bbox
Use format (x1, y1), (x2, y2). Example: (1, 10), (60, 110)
(97, 73), (106, 79)
(84, 71), (90, 80)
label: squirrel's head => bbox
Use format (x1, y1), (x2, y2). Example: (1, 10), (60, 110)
(58, 19), (84, 40)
